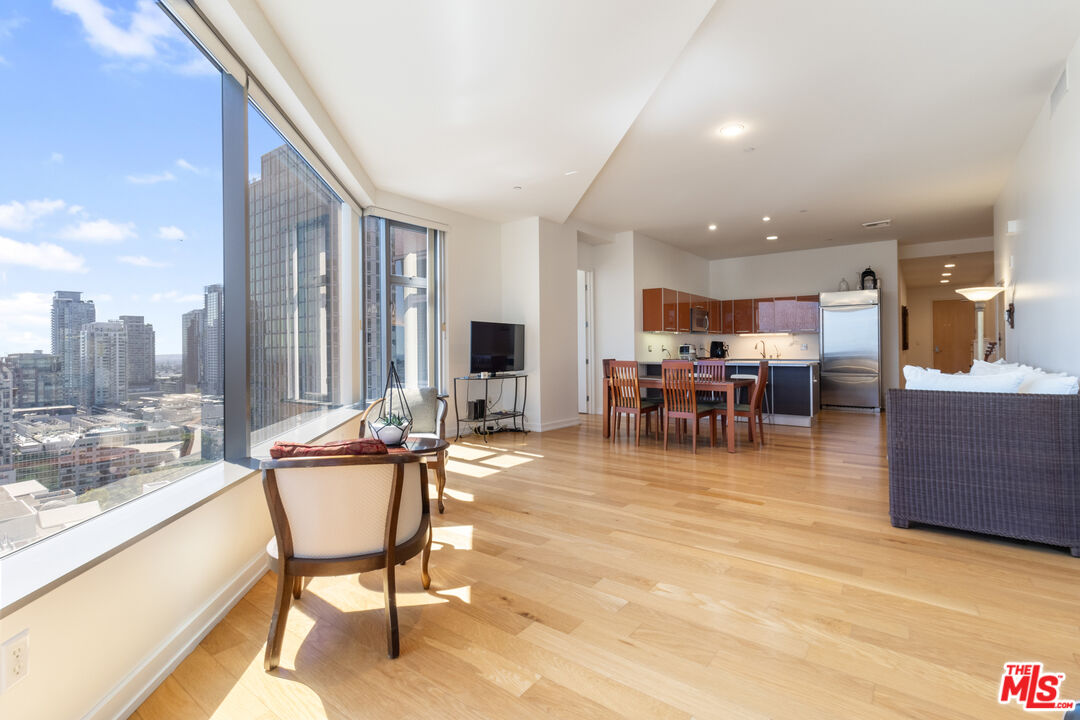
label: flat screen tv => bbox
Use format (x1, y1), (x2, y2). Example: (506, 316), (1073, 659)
(470, 321), (524, 374)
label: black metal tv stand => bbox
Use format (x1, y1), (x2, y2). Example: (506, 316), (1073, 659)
(453, 373), (528, 442)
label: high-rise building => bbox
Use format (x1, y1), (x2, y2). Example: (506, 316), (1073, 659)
(119, 316), (156, 390)
(5, 352), (63, 408)
(181, 308), (205, 392)
(51, 291), (95, 404)
(249, 146), (340, 437)
(0, 362), (14, 471)
(79, 321), (127, 407)
(202, 285), (224, 397)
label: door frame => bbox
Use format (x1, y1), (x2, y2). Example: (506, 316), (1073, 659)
(577, 270), (595, 414)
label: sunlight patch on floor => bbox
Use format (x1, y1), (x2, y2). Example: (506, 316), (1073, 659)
(479, 453), (533, 469)
(436, 585), (472, 603)
(446, 459), (500, 477)
(443, 487), (475, 502)
(434, 524), (474, 550)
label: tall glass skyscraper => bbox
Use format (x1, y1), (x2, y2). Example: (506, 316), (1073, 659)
(51, 291), (96, 405)
(119, 316), (156, 391)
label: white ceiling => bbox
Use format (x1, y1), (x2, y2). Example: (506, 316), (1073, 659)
(901, 251), (994, 289)
(252, 0), (1080, 258)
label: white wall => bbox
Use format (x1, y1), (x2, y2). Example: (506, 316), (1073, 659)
(579, 233), (636, 411)
(709, 239), (901, 389)
(537, 219), (580, 430)
(995, 36), (1080, 376)
(499, 217), (543, 426)
(632, 232), (711, 361)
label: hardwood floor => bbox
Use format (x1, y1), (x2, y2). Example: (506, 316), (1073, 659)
(134, 412), (1080, 719)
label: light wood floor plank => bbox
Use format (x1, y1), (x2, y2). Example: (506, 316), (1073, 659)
(134, 411), (1080, 719)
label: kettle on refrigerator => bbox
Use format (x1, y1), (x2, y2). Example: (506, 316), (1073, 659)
(860, 267), (878, 290)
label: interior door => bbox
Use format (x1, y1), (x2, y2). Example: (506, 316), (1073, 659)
(932, 299), (975, 373)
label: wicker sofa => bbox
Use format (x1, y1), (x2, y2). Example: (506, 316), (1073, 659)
(886, 388), (1080, 556)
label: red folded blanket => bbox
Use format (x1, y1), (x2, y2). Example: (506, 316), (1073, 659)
(270, 438), (388, 459)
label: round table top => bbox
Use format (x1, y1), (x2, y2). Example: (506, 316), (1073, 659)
(398, 436), (449, 455)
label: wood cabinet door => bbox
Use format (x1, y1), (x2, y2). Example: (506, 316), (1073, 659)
(754, 298), (775, 333)
(642, 288), (662, 332)
(662, 289), (678, 331)
(708, 300), (721, 332)
(733, 299), (754, 333)
(692, 295), (708, 311)
(676, 291), (691, 332)
(773, 297), (797, 332)
(796, 295), (820, 332)
(721, 300), (734, 334)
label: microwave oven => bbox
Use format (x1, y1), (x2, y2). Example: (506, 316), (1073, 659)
(690, 307), (710, 333)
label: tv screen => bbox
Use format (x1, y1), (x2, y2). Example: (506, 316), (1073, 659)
(470, 321), (524, 374)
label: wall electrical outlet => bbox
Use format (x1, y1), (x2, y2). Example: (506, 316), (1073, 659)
(801, 344), (808, 351)
(1, 629), (29, 692)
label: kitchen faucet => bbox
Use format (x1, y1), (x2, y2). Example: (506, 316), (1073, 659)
(755, 340), (766, 358)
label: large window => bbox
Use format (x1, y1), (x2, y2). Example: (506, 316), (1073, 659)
(364, 217), (444, 398)
(0, 1), (223, 556)
(248, 105), (343, 446)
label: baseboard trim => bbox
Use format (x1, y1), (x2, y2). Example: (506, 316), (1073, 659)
(83, 551), (270, 720)
(526, 417), (581, 433)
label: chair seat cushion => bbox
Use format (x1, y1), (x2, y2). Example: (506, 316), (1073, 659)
(640, 399), (662, 409)
(270, 438), (387, 459)
(714, 403), (752, 412)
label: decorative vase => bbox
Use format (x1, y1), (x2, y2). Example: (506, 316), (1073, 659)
(372, 363), (412, 446)
(839, 277), (850, 292)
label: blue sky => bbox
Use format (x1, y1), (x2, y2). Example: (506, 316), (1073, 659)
(0, 0), (284, 356)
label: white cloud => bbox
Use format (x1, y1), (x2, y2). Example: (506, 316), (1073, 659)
(0, 291), (52, 354)
(0, 199), (67, 231)
(88, 293), (112, 303)
(157, 225), (185, 241)
(0, 16), (26, 40)
(175, 158), (203, 174)
(56, 219), (136, 244)
(49, 152), (64, 164)
(126, 170), (175, 185)
(52, 0), (172, 59)
(0, 235), (87, 273)
(118, 255), (168, 268)
(151, 290), (202, 304)
(67, 205), (85, 215)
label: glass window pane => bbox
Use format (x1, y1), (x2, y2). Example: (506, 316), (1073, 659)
(391, 285), (428, 388)
(248, 104), (342, 445)
(0, 1), (223, 557)
(363, 216), (386, 401)
(389, 222), (427, 279)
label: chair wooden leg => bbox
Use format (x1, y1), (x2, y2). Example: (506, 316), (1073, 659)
(264, 570), (293, 671)
(421, 524), (432, 589)
(691, 417), (698, 453)
(663, 413), (669, 450)
(710, 413), (717, 447)
(746, 412), (755, 443)
(435, 452), (448, 514)
(635, 412), (641, 446)
(383, 560), (400, 658)
(292, 575), (303, 599)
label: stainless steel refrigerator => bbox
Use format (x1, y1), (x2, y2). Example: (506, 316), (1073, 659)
(819, 289), (881, 410)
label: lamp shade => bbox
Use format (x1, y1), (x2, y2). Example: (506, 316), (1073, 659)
(955, 286), (1005, 302)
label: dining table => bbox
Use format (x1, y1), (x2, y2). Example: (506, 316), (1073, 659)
(602, 375), (756, 453)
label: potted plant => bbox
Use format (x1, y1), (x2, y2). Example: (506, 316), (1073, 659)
(370, 363), (412, 446)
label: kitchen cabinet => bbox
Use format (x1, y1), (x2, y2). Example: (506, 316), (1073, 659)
(676, 291), (692, 332)
(708, 300), (722, 333)
(733, 299), (754, 333)
(795, 295), (820, 332)
(642, 288), (663, 332)
(721, 300), (734, 334)
(772, 297), (798, 332)
(662, 289), (678, 331)
(754, 298), (775, 332)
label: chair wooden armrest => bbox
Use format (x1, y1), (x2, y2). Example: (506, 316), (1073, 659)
(357, 397), (384, 437)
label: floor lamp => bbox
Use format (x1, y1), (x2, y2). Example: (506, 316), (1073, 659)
(955, 286), (1005, 361)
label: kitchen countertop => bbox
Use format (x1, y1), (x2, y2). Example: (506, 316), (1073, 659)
(640, 358), (818, 366)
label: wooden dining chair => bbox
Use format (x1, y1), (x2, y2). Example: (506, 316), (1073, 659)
(718, 361), (770, 446)
(661, 360), (719, 453)
(695, 359), (727, 402)
(601, 358), (616, 430)
(259, 452), (432, 667)
(609, 360), (661, 445)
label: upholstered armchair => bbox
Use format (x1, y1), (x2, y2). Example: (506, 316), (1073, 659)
(259, 452), (432, 667)
(359, 387), (450, 513)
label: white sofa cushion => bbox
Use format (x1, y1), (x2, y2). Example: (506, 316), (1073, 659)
(904, 365), (1026, 393)
(1019, 372), (1079, 394)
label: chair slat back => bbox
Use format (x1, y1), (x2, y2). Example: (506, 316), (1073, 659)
(662, 361), (697, 415)
(696, 359), (726, 383)
(609, 360), (641, 410)
(750, 361), (769, 410)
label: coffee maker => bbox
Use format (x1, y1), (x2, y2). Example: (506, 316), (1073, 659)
(710, 341), (728, 358)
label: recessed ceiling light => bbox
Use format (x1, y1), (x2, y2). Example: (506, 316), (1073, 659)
(762, 216), (771, 222)
(708, 224), (717, 231)
(940, 279), (950, 284)
(942, 272), (952, 277)
(564, 170), (578, 176)
(717, 123), (745, 138)
(766, 235), (778, 241)
(944, 263), (956, 268)
(512, 185), (523, 190)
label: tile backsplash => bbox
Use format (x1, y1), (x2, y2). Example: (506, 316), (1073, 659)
(636, 331), (820, 362)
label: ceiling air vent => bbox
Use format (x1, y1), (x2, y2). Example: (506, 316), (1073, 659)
(861, 218), (892, 229)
